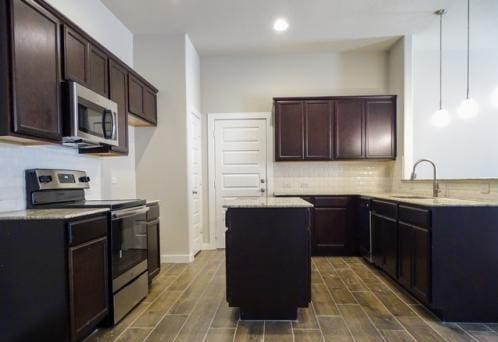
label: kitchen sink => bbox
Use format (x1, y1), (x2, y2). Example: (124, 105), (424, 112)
(392, 195), (433, 200)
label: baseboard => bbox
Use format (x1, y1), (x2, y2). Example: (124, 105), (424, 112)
(202, 242), (217, 250)
(161, 254), (194, 263)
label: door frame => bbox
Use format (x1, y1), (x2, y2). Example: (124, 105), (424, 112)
(187, 106), (203, 257)
(207, 112), (274, 249)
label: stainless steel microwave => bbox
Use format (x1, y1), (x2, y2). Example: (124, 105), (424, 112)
(63, 81), (119, 148)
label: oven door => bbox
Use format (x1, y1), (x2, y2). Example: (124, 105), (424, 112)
(65, 81), (119, 147)
(111, 206), (149, 292)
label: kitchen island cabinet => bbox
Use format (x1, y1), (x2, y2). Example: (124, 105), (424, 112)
(224, 197), (312, 320)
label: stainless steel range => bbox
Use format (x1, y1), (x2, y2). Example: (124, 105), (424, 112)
(26, 169), (149, 324)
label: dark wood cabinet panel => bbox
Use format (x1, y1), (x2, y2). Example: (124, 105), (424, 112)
(334, 100), (364, 159)
(9, 0), (62, 141)
(365, 100), (396, 159)
(411, 225), (431, 304)
(147, 219), (160, 281)
(371, 209), (397, 279)
(314, 208), (349, 255)
(63, 25), (88, 85)
(274, 96), (395, 162)
(109, 59), (129, 154)
(275, 101), (304, 160)
(371, 214), (384, 267)
(127, 73), (158, 126)
(68, 236), (108, 342)
(88, 44), (108, 97)
(398, 222), (413, 288)
(143, 86), (157, 124)
(128, 74), (144, 116)
(304, 101), (332, 160)
(310, 196), (354, 256)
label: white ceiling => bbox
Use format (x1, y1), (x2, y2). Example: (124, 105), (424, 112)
(101, 0), (456, 55)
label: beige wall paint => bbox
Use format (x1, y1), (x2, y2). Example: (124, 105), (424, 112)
(200, 50), (392, 245)
(134, 34), (191, 260)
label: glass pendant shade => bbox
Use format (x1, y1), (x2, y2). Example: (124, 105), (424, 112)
(458, 98), (479, 119)
(491, 87), (498, 108)
(431, 108), (451, 127)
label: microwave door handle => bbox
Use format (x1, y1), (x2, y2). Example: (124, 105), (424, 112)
(112, 111), (118, 140)
(102, 109), (112, 139)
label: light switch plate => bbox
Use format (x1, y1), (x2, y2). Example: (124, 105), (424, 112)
(111, 177), (118, 184)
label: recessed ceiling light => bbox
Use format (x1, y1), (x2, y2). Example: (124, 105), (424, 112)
(273, 18), (289, 32)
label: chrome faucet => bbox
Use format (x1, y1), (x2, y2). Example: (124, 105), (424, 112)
(410, 159), (441, 197)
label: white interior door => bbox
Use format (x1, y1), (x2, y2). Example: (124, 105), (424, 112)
(189, 109), (203, 256)
(214, 118), (268, 248)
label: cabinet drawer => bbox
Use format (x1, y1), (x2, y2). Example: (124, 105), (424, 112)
(146, 204), (160, 221)
(398, 205), (431, 229)
(371, 200), (397, 218)
(314, 196), (351, 208)
(68, 215), (107, 246)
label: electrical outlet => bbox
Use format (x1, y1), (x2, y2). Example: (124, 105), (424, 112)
(480, 183), (490, 194)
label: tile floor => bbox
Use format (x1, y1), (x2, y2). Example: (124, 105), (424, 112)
(87, 250), (498, 342)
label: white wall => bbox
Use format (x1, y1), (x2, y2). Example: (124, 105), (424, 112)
(200, 49), (392, 244)
(45, 0), (133, 66)
(0, 0), (136, 212)
(410, 0), (498, 179)
(134, 34), (192, 262)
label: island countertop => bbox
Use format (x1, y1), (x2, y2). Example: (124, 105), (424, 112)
(223, 196), (313, 208)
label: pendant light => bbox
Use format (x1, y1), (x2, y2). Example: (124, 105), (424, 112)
(458, 0), (479, 119)
(432, 9), (451, 128)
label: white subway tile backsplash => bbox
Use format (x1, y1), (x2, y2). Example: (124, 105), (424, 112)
(273, 161), (394, 194)
(0, 128), (137, 213)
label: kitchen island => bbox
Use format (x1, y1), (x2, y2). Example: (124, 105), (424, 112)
(223, 197), (313, 320)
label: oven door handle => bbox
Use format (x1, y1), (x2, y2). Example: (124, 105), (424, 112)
(112, 206), (149, 220)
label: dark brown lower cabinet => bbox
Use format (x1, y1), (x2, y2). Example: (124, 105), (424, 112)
(0, 213), (109, 342)
(398, 221), (431, 305)
(68, 236), (108, 341)
(301, 196), (355, 256)
(371, 212), (397, 278)
(146, 203), (161, 282)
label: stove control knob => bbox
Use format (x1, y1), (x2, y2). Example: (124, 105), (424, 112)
(79, 176), (90, 183)
(38, 175), (52, 183)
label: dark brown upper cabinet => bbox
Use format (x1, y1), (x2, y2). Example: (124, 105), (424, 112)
(63, 26), (88, 85)
(335, 100), (364, 159)
(0, 0), (62, 143)
(365, 99), (396, 159)
(2, 0), (158, 147)
(275, 101), (304, 161)
(305, 100), (333, 160)
(88, 44), (108, 97)
(108, 59), (128, 154)
(63, 25), (109, 97)
(128, 73), (158, 126)
(274, 96), (396, 162)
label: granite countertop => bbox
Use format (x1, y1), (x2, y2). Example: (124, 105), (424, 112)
(273, 191), (498, 207)
(0, 208), (110, 220)
(223, 197), (313, 209)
